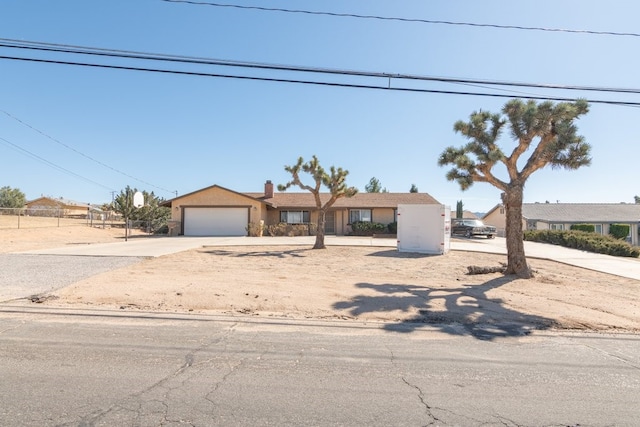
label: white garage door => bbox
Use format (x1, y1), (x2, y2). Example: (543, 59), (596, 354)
(183, 207), (248, 236)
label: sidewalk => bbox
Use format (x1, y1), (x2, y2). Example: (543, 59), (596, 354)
(18, 235), (640, 280)
(450, 237), (640, 280)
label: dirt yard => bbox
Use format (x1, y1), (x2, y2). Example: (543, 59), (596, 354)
(3, 223), (639, 335)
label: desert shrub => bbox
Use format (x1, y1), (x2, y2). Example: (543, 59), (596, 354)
(387, 221), (397, 234)
(570, 223), (595, 233)
(524, 229), (640, 258)
(266, 222), (316, 237)
(350, 221), (387, 236)
(246, 221), (265, 237)
(155, 224), (169, 235)
(609, 224), (630, 240)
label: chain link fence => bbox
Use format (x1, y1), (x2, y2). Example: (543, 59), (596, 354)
(0, 207), (124, 230)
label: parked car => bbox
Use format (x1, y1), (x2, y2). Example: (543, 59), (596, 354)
(451, 218), (496, 238)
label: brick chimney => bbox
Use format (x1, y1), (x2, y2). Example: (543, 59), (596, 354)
(264, 180), (274, 198)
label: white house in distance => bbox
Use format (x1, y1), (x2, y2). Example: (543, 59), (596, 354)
(482, 202), (640, 246)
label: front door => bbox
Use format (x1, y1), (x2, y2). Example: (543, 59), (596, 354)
(324, 210), (336, 234)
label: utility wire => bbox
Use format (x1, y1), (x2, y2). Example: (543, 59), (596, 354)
(0, 110), (175, 195)
(0, 136), (114, 192)
(2, 38), (640, 95)
(161, 0), (640, 38)
(2, 54), (639, 107)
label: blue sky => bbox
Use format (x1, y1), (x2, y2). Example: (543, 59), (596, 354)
(1, 1), (639, 212)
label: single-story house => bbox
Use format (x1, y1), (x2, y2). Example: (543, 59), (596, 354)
(161, 181), (441, 236)
(482, 202), (640, 246)
(462, 210), (479, 219)
(25, 196), (91, 218)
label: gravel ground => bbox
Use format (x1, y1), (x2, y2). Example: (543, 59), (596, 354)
(0, 254), (144, 302)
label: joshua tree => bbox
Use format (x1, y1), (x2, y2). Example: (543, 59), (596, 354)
(438, 99), (590, 278)
(279, 156), (357, 249)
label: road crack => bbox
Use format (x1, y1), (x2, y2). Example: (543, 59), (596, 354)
(401, 377), (442, 425)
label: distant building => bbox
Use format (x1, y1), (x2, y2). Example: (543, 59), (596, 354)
(483, 202), (640, 245)
(25, 196), (90, 218)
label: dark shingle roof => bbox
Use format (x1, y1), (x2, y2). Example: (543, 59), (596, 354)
(522, 203), (640, 223)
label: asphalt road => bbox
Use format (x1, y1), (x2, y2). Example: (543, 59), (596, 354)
(0, 307), (638, 426)
(2, 236), (639, 426)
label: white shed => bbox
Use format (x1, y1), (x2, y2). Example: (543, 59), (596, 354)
(397, 204), (451, 254)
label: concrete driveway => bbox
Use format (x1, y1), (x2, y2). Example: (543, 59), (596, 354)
(17, 235), (640, 280)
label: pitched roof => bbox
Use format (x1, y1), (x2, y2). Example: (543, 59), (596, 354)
(161, 184), (262, 207)
(162, 183), (441, 209)
(244, 192), (440, 209)
(522, 203), (640, 223)
(26, 196), (89, 208)
(462, 210), (479, 219)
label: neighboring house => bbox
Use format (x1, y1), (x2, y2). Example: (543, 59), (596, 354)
(462, 210), (479, 219)
(25, 196), (91, 218)
(450, 210), (478, 220)
(483, 203), (640, 246)
(161, 181), (441, 236)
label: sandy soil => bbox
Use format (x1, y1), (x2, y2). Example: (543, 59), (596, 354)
(3, 223), (639, 335)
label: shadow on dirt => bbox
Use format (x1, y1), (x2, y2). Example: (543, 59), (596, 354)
(366, 249), (436, 259)
(203, 249), (310, 259)
(333, 276), (557, 341)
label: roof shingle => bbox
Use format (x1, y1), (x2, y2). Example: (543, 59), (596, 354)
(522, 203), (640, 223)
(245, 192), (440, 208)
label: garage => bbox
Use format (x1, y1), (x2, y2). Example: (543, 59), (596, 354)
(183, 207), (249, 236)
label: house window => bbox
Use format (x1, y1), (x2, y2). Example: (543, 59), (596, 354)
(594, 224), (603, 234)
(550, 223), (564, 231)
(280, 211), (310, 224)
(349, 209), (372, 223)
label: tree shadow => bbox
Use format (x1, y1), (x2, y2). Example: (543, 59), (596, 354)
(202, 248), (310, 259)
(366, 250), (436, 259)
(333, 276), (558, 340)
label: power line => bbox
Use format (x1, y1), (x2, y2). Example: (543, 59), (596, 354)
(0, 110), (175, 195)
(2, 54), (639, 107)
(2, 38), (639, 96)
(0, 135), (114, 192)
(161, 0), (640, 38)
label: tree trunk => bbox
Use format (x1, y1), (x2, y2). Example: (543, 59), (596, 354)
(502, 184), (532, 278)
(314, 209), (326, 249)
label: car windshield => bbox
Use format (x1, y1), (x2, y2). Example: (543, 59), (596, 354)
(466, 220), (484, 227)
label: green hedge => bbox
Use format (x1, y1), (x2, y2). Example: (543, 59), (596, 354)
(350, 221), (387, 236)
(523, 229), (640, 258)
(609, 224), (630, 240)
(570, 223), (595, 233)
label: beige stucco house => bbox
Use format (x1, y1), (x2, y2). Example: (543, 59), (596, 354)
(161, 181), (441, 236)
(483, 202), (640, 246)
(25, 197), (91, 218)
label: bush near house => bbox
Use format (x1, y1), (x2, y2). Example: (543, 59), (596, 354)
(266, 222), (317, 237)
(524, 230), (640, 258)
(350, 221), (387, 236)
(246, 222), (265, 237)
(387, 221), (397, 234)
(609, 224), (630, 240)
(570, 224), (595, 233)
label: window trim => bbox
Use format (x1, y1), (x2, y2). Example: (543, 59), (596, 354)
(349, 209), (372, 224)
(280, 210), (310, 224)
